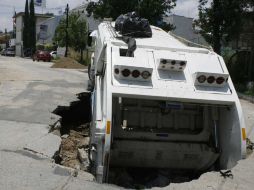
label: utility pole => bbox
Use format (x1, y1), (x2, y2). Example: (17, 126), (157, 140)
(13, 11), (16, 39)
(5, 29), (8, 48)
(65, 3), (69, 57)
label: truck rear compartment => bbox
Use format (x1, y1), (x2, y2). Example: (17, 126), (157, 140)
(110, 97), (233, 171)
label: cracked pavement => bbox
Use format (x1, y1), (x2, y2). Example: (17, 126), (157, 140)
(0, 56), (120, 190)
(0, 56), (254, 190)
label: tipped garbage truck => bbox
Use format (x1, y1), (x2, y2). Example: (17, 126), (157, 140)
(88, 13), (246, 183)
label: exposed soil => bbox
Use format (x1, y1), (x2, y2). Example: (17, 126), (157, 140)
(52, 93), (91, 172)
(51, 57), (87, 69)
(54, 130), (90, 170)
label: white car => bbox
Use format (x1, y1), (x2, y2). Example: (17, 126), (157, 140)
(50, 51), (57, 58)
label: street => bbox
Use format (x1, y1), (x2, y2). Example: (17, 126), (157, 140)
(0, 56), (119, 190)
(0, 56), (254, 190)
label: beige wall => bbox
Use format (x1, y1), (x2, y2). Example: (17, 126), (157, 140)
(15, 16), (23, 56)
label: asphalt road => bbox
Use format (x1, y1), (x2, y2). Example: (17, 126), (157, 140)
(0, 56), (254, 190)
(0, 56), (120, 190)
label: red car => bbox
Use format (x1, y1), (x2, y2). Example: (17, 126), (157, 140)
(33, 50), (51, 62)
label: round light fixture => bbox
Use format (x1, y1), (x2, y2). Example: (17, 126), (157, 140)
(121, 69), (131, 77)
(197, 75), (206, 83)
(207, 76), (216, 84)
(141, 71), (151, 79)
(132, 70), (140, 78)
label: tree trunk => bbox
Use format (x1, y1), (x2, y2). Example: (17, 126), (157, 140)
(80, 49), (83, 63)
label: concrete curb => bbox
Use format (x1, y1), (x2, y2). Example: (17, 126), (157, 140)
(238, 92), (254, 104)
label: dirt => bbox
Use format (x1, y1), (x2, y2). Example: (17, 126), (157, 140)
(52, 93), (91, 172)
(247, 138), (254, 157)
(51, 57), (87, 69)
(57, 130), (90, 170)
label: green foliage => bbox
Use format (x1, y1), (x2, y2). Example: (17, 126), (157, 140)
(194, 0), (246, 54)
(29, 0), (36, 52)
(36, 43), (56, 52)
(86, 0), (176, 28)
(53, 12), (88, 61)
(44, 44), (55, 51)
(235, 83), (247, 93)
(36, 44), (44, 50)
(23, 0), (30, 49)
(245, 86), (254, 96)
(22, 0), (36, 52)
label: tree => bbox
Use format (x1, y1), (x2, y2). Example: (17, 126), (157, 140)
(29, 0), (36, 52)
(86, 0), (176, 29)
(23, 0), (30, 50)
(53, 13), (88, 62)
(195, 0), (245, 54)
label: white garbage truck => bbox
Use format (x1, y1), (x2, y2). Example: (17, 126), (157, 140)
(88, 20), (246, 183)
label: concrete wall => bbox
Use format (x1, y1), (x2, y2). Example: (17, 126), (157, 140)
(15, 16), (23, 56)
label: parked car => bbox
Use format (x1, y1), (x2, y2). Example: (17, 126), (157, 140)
(1, 48), (15, 56)
(5, 48), (15, 57)
(50, 51), (57, 59)
(24, 48), (33, 57)
(1, 49), (6, 56)
(33, 50), (51, 62)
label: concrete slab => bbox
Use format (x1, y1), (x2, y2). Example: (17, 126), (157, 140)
(240, 99), (254, 142)
(0, 151), (101, 190)
(25, 133), (61, 158)
(0, 120), (50, 150)
(0, 56), (88, 125)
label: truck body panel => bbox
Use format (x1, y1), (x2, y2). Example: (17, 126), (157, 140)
(88, 22), (246, 183)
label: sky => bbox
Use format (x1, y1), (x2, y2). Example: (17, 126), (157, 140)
(0, 0), (200, 32)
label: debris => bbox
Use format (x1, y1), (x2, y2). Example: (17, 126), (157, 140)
(247, 138), (254, 157)
(78, 148), (88, 162)
(78, 148), (90, 171)
(78, 137), (90, 148)
(51, 57), (86, 69)
(61, 134), (69, 139)
(219, 170), (233, 179)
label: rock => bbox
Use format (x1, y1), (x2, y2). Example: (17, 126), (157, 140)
(52, 121), (61, 130)
(77, 170), (95, 181)
(52, 129), (61, 137)
(61, 134), (69, 139)
(78, 148), (90, 171)
(78, 148), (88, 162)
(78, 137), (90, 148)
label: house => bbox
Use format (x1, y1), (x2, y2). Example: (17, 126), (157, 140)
(163, 14), (209, 47)
(37, 15), (63, 44)
(71, 3), (102, 33)
(13, 12), (53, 56)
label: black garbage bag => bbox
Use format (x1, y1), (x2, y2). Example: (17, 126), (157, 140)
(115, 12), (152, 38)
